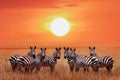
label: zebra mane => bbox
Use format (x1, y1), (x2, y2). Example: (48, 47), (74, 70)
(37, 51), (42, 57)
(75, 52), (79, 56)
(52, 52), (57, 58)
(27, 51), (32, 56)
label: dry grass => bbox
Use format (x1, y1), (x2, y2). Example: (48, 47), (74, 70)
(0, 47), (120, 80)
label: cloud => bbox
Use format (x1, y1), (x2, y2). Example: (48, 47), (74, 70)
(60, 0), (86, 7)
(0, 0), (62, 9)
(63, 3), (78, 7)
(0, 0), (85, 9)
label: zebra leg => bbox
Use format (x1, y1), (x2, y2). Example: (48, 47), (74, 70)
(11, 64), (16, 72)
(50, 64), (55, 73)
(83, 68), (87, 72)
(91, 65), (99, 72)
(86, 67), (89, 72)
(75, 65), (80, 72)
(36, 65), (40, 73)
(106, 64), (113, 72)
(25, 67), (29, 72)
(69, 64), (74, 72)
(25, 68), (27, 72)
(31, 66), (35, 72)
(17, 65), (22, 72)
(36, 64), (42, 73)
(84, 67), (89, 72)
(83, 66), (89, 72)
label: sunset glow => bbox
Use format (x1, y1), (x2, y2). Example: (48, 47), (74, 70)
(0, 0), (120, 48)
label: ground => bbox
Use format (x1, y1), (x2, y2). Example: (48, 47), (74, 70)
(0, 47), (120, 80)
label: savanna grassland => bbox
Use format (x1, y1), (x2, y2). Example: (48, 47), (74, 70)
(0, 47), (120, 80)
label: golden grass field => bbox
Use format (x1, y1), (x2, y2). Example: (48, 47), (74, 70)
(0, 47), (120, 80)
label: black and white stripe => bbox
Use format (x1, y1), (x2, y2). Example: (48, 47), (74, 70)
(41, 48), (61, 73)
(64, 47), (98, 72)
(89, 47), (114, 72)
(16, 46), (36, 72)
(70, 48), (98, 72)
(8, 55), (20, 71)
(75, 55), (98, 72)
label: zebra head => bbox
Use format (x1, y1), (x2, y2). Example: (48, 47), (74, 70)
(64, 47), (69, 59)
(27, 46), (36, 59)
(89, 47), (97, 56)
(54, 47), (61, 59)
(69, 48), (77, 61)
(37, 48), (46, 60)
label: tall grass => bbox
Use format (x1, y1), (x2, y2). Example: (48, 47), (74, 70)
(0, 57), (120, 80)
(0, 47), (120, 80)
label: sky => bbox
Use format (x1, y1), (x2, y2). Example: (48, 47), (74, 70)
(0, 0), (120, 48)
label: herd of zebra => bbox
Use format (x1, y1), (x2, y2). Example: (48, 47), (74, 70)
(6, 46), (114, 73)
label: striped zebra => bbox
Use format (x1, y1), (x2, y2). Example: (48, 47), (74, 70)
(16, 46), (36, 72)
(64, 47), (91, 72)
(89, 47), (114, 72)
(41, 47), (61, 73)
(7, 55), (20, 71)
(29, 48), (46, 73)
(64, 47), (75, 72)
(70, 48), (98, 72)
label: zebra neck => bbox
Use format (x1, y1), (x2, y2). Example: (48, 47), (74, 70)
(37, 56), (43, 62)
(90, 52), (97, 56)
(27, 51), (32, 57)
(52, 56), (57, 62)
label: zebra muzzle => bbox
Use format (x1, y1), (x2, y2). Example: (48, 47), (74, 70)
(64, 56), (66, 59)
(58, 57), (60, 59)
(33, 55), (36, 59)
(42, 56), (45, 59)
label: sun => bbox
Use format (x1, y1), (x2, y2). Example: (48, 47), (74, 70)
(50, 18), (70, 37)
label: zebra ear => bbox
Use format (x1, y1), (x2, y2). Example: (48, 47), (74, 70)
(56, 48), (58, 50)
(93, 47), (95, 50)
(34, 46), (36, 49)
(41, 48), (43, 51)
(64, 47), (66, 50)
(59, 47), (61, 50)
(70, 48), (72, 51)
(45, 48), (46, 50)
(67, 47), (69, 50)
(30, 46), (32, 49)
(89, 47), (91, 49)
(74, 48), (76, 51)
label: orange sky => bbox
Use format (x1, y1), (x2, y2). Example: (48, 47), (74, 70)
(0, 0), (120, 48)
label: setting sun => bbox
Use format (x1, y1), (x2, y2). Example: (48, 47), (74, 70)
(50, 18), (70, 37)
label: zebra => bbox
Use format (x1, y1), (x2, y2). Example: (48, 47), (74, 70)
(64, 47), (75, 72)
(89, 47), (114, 72)
(29, 48), (46, 73)
(69, 48), (98, 72)
(64, 47), (91, 72)
(6, 46), (36, 72)
(16, 46), (36, 72)
(6, 55), (20, 71)
(41, 47), (61, 73)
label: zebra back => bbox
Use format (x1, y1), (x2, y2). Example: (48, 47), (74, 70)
(16, 46), (36, 72)
(89, 47), (114, 72)
(17, 55), (33, 67)
(9, 55), (20, 64)
(97, 56), (114, 66)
